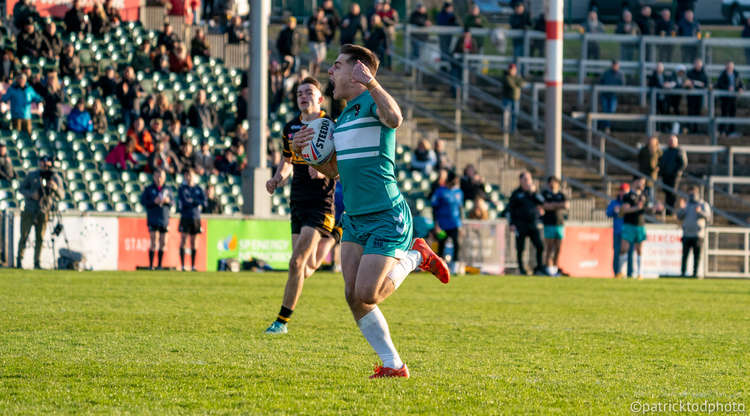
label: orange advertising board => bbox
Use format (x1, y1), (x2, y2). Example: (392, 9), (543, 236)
(558, 226), (614, 278)
(117, 217), (207, 270)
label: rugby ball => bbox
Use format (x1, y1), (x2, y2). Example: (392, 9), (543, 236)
(299, 117), (335, 166)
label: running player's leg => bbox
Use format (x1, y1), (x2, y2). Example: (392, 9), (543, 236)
(281, 225), (323, 309)
(304, 235), (337, 276)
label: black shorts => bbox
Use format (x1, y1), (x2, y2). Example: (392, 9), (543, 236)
(148, 223), (168, 233)
(290, 200), (336, 239)
(179, 218), (202, 235)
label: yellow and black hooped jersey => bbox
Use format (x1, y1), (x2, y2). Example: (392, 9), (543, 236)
(281, 112), (335, 206)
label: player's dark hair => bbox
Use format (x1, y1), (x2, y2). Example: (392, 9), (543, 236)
(299, 76), (322, 92)
(547, 176), (560, 184)
(340, 44), (379, 74)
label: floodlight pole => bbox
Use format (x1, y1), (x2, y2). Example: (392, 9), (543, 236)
(243, 0), (272, 216)
(544, 0), (563, 180)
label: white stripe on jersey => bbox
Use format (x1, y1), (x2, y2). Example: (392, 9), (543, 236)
(334, 126), (381, 151)
(335, 116), (378, 130)
(337, 150), (380, 161)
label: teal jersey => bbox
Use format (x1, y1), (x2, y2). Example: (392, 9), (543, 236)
(334, 90), (403, 216)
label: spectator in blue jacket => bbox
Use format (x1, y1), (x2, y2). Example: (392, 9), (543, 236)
(677, 10), (700, 63)
(66, 99), (93, 133)
(177, 169), (206, 272)
(140, 169), (173, 270)
(431, 170), (464, 263)
(1, 73), (42, 135)
(606, 182), (633, 276)
(436, 2), (459, 62)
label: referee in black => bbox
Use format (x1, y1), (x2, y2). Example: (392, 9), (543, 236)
(506, 171), (546, 275)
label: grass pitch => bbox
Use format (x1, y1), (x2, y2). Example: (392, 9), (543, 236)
(0, 270), (748, 415)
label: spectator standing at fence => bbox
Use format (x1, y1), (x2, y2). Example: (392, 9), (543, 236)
(542, 176), (568, 276)
(449, 28), (478, 96)
(341, 3), (367, 46)
(411, 138), (437, 174)
(16, 19), (43, 59)
(510, 2), (532, 61)
(530, 13), (546, 57)
(307, 8), (331, 76)
(743, 18), (750, 66)
(507, 171), (546, 276)
(2, 73), (42, 136)
(277, 17), (300, 70)
(64, 0), (89, 37)
(676, 0), (695, 23)
(678, 10), (700, 63)
(463, 4), (486, 49)
(431, 170), (463, 264)
(599, 60), (624, 133)
(616, 10), (640, 62)
(606, 182), (630, 276)
(377, 0), (399, 55)
(436, 2), (459, 63)
(322, 0), (340, 46)
(141, 169), (172, 270)
(659, 135), (687, 215)
(638, 136), (661, 201)
(0, 143), (15, 181)
(190, 27), (210, 59)
(655, 8), (675, 63)
(636, 5), (655, 59)
(582, 10), (604, 60)
(677, 185), (710, 278)
(227, 16), (246, 44)
(686, 58), (708, 132)
(715, 61), (744, 138)
(501, 63), (523, 134)
(106, 137), (137, 170)
(667, 65), (689, 122)
(648, 63), (671, 129)
(40, 22), (62, 60)
(67, 99), (93, 133)
(408, 3), (430, 60)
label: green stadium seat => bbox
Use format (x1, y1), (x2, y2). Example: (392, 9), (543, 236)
(115, 202), (131, 212)
(96, 201), (114, 212)
(77, 202), (94, 211)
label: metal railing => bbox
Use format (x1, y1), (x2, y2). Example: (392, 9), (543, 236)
(704, 227), (750, 278)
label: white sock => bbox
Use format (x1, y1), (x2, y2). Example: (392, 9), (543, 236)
(618, 253), (627, 275)
(636, 255), (642, 276)
(357, 307), (403, 369)
(386, 250), (421, 290)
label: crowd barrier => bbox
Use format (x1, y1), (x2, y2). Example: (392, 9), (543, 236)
(3, 213), (747, 278)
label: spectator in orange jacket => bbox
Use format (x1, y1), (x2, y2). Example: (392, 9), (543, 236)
(127, 117), (154, 155)
(169, 42), (193, 74)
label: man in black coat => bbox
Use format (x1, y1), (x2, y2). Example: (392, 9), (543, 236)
(506, 171), (546, 275)
(40, 21), (63, 59)
(341, 3), (367, 45)
(64, 0), (89, 35)
(685, 58), (708, 132)
(16, 19), (43, 59)
(715, 61), (744, 137)
(658, 135), (688, 215)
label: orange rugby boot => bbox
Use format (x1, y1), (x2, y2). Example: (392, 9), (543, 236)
(411, 238), (450, 284)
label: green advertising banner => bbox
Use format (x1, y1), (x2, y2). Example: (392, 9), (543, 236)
(206, 218), (292, 271)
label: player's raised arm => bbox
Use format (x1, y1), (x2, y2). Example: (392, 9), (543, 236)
(352, 60), (403, 129)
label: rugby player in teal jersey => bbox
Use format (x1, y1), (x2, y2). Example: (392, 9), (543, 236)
(292, 44), (450, 379)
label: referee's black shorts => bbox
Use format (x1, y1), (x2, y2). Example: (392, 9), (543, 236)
(179, 217), (202, 235)
(290, 201), (338, 241)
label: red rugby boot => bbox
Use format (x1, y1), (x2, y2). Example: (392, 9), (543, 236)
(411, 238), (450, 284)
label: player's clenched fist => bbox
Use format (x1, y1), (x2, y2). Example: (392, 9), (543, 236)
(352, 60), (375, 87)
(292, 126), (313, 155)
(265, 177), (278, 194)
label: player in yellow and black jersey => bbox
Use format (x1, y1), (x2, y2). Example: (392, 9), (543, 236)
(263, 77), (341, 334)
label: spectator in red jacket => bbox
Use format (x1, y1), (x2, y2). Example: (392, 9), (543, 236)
(106, 137), (138, 170)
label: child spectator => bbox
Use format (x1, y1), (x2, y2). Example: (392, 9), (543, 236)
(67, 99), (93, 133)
(105, 137), (138, 170)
